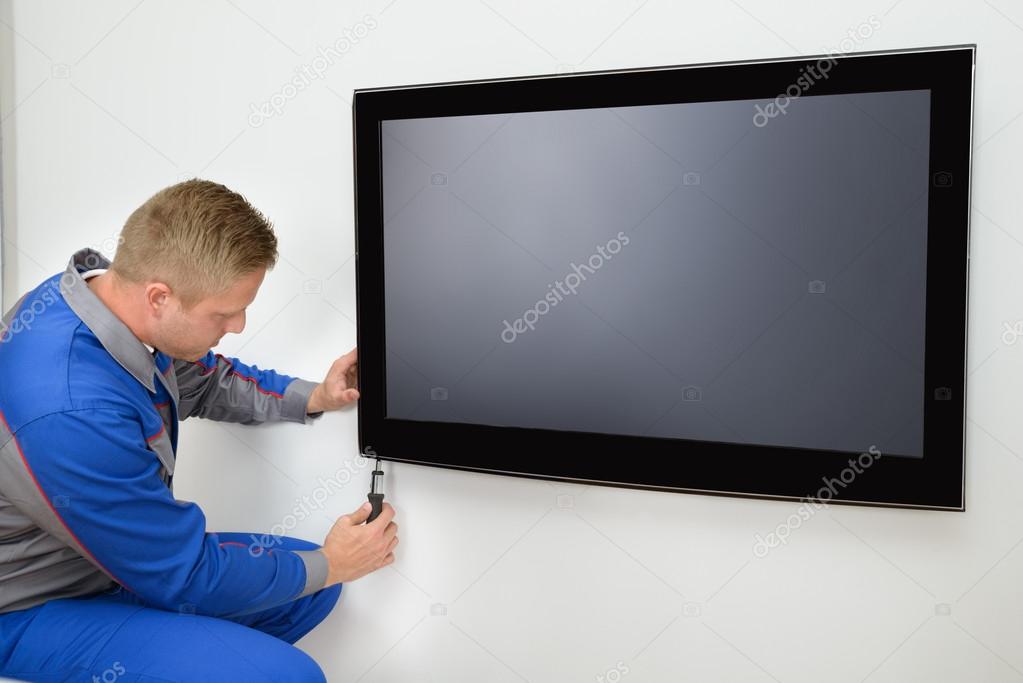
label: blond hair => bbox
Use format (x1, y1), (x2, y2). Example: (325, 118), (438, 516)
(110, 179), (278, 306)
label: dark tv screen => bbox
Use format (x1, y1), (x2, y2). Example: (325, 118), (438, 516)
(381, 89), (931, 459)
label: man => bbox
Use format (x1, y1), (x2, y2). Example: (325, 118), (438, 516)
(0, 179), (397, 682)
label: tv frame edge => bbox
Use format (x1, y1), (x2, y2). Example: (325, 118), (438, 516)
(352, 44), (975, 511)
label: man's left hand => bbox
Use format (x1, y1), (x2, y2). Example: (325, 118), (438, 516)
(307, 347), (360, 414)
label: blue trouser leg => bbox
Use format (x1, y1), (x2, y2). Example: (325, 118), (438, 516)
(209, 532), (343, 644)
(0, 533), (341, 682)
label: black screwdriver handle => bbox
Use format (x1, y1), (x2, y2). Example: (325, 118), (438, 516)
(366, 492), (384, 524)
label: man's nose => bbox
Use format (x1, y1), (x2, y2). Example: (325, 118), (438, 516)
(226, 311), (246, 335)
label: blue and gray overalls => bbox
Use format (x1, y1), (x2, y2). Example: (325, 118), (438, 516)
(0, 248), (340, 682)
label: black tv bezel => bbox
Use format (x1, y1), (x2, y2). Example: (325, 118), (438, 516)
(352, 45), (974, 511)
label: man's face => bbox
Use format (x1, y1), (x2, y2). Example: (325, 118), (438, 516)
(153, 268), (265, 361)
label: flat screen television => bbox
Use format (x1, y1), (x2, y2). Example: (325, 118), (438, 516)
(353, 45), (974, 510)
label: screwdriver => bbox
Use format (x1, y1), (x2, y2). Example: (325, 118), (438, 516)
(366, 457), (384, 524)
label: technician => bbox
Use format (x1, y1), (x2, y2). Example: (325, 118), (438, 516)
(0, 179), (397, 682)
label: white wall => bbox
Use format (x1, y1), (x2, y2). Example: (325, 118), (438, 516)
(2, 1), (1021, 681)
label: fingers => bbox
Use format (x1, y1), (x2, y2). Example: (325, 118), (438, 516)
(345, 501), (373, 526)
(331, 348), (359, 404)
(377, 525), (398, 569)
(367, 502), (395, 528)
(341, 501), (393, 532)
(336, 348), (358, 372)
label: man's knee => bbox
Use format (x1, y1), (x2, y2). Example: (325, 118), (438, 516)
(216, 638), (325, 683)
(270, 644), (327, 683)
(275, 583), (342, 644)
(82, 608), (328, 683)
(305, 582), (342, 625)
(319, 582), (342, 606)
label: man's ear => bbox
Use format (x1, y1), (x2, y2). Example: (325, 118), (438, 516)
(144, 282), (173, 318)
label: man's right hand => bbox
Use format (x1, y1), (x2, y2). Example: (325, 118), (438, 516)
(319, 501), (398, 586)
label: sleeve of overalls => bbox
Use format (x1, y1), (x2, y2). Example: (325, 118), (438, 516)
(3, 408), (330, 617)
(174, 351), (323, 425)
